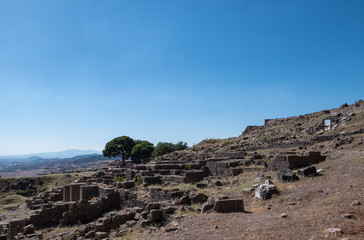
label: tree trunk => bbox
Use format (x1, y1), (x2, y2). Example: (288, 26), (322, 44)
(121, 153), (126, 166)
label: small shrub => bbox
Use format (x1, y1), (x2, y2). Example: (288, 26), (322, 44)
(115, 176), (125, 182)
(203, 138), (221, 144)
(185, 164), (192, 170)
(223, 141), (231, 146)
(16, 189), (34, 196)
(135, 176), (143, 186)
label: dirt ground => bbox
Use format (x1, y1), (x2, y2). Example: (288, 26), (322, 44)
(142, 146), (364, 240)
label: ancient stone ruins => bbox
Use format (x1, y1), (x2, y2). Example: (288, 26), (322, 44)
(0, 148), (329, 240)
(0, 100), (363, 240)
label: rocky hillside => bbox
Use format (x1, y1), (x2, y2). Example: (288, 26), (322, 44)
(155, 101), (364, 163)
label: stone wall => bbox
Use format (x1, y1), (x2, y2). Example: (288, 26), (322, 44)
(267, 152), (326, 170)
(164, 175), (184, 183)
(61, 191), (120, 226)
(70, 184), (82, 201)
(154, 164), (184, 170)
(149, 188), (185, 202)
(7, 219), (25, 240)
(29, 203), (70, 229)
(206, 161), (242, 177)
(80, 185), (100, 200)
(98, 187), (116, 198)
(142, 176), (162, 186)
(24, 187), (121, 230)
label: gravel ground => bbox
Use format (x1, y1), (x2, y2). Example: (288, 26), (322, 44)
(143, 147), (364, 240)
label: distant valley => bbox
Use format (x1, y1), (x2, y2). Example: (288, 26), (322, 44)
(0, 150), (110, 178)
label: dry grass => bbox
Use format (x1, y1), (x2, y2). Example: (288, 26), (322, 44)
(42, 226), (78, 240)
(0, 194), (26, 213)
(40, 172), (93, 190)
(110, 227), (148, 240)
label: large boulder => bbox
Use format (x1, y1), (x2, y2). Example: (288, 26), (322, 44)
(146, 202), (160, 210)
(95, 232), (108, 240)
(23, 224), (35, 235)
(189, 192), (208, 203)
(201, 197), (215, 213)
(297, 166), (317, 177)
(277, 168), (299, 182)
(255, 184), (279, 200)
(201, 202), (214, 213)
(178, 195), (190, 205)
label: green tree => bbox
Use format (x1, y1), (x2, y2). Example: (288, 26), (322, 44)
(131, 141), (155, 163)
(175, 141), (188, 151)
(152, 142), (176, 158)
(103, 136), (135, 165)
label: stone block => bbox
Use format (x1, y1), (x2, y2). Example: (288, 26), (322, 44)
(70, 184), (82, 202)
(9, 219), (26, 240)
(149, 209), (162, 222)
(165, 175), (184, 183)
(121, 181), (135, 189)
(162, 207), (176, 214)
(154, 164), (183, 170)
(231, 168), (243, 176)
(146, 202), (160, 211)
(183, 171), (205, 183)
(142, 176), (161, 186)
(95, 231), (108, 240)
(63, 185), (70, 202)
(134, 165), (147, 170)
(112, 213), (128, 225)
(213, 198), (244, 213)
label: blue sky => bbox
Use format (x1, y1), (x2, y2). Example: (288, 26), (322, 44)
(0, 0), (363, 155)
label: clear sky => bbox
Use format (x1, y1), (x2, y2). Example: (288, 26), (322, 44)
(0, 0), (363, 155)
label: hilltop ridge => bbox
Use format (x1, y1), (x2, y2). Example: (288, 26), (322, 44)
(154, 100), (364, 163)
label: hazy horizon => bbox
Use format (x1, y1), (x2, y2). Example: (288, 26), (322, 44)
(1, 1), (363, 155)
(0, 149), (101, 159)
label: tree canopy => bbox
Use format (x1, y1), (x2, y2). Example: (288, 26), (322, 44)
(102, 136), (135, 165)
(175, 141), (188, 151)
(151, 141), (188, 158)
(131, 140), (155, 163)
(103, 136), (189, 164)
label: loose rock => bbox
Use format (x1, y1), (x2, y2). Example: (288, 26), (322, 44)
(255, 184), (279, 200)
(297, 166), (317, 177)
(276, 168), (299, 182)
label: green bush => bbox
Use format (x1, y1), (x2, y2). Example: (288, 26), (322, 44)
(131, 141), (155, 163)
(115, 176), (125, 182)
(16, 189), (34, 196)
(134, 176), (142, 186)
(185, 164), (192, 170)
(152, 141), (189, 159)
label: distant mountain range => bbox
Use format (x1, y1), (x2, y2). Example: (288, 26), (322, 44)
(0, 153), (112, 177)
(0, 149), (102, 162)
